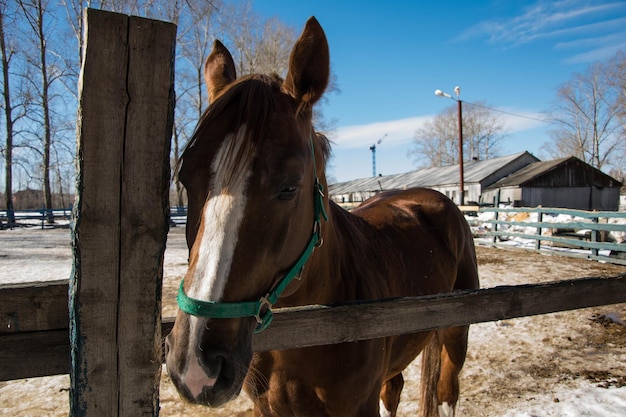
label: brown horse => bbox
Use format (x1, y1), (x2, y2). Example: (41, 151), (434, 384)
(165, 17), (479, 417)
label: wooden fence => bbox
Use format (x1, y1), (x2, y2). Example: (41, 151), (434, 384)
(1, 9), (626, 417)
(69, 9), (174, 417)
(2, 274), (625, 381)
(0, 209), (72, 229)
(469, 206), (626, 265)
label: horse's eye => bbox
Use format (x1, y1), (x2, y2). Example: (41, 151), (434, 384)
(278, 185), (298, 201)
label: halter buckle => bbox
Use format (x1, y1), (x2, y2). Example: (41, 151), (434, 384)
(254, 295), (273, 325)
(315, 178), (325, 198)
(312, 220), (323, 248)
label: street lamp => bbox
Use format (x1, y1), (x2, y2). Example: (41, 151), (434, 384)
(435, 86), (464, 205)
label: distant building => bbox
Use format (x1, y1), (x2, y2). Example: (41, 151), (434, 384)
(0, 189), (74, 210)
(329, 151), (539, 206)
(329, 152), (622, 211)
(482, 156), (622, 211)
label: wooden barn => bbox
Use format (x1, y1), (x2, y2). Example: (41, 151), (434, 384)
(329, 151), (539, 206)
(481, 156), (622, 210)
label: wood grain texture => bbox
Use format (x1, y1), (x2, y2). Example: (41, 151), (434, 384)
(3, 275), (624, 381)
(69, 9), (174, 417)
(0, 280), (68, 334)
(117, 15), (175, 416)
(70, 9), (128, 417)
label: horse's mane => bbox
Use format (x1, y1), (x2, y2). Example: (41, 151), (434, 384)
(182, 74), (277, 159)
(179, 73), (331, 175)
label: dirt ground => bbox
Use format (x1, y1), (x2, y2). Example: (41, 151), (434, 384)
(1, 227), (625, 416)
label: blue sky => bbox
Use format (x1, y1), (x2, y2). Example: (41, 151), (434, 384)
(253, 0), (626, 182)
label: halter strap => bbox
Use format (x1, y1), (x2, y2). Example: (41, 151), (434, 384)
(177, 135), (327, 333)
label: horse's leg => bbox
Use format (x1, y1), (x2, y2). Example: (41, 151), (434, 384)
(434, 248), (478, 417)
(379, 373), (404, 417)
(436, 325), (469, 417)
(419, 332), (441, 417)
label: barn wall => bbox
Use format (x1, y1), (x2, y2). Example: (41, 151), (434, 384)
(347, 191), (378, 203)
(431, 184), (471, 205)
(466, 184), (482, 204)
(525, 159), (621, 188)
(431, 183), (481, 204)
(480, 187), (521, 206)
(521, 187), (620, 210)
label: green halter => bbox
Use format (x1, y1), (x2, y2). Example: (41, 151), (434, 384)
(177, 136), (328, 333)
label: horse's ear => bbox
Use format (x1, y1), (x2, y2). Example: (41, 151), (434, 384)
(284, 17), (329, 106)
(204, 40), (237, 104)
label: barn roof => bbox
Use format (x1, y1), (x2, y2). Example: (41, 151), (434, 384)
(485, 156), (622, 189)
(329, 151), (537, 195)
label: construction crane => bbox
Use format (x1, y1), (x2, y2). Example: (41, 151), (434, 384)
(369, 134), (386, 177)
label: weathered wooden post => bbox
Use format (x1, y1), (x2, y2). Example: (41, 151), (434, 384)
(69, 9), (175, 416)
(535, 206), (543, 251)
(492, 190), (500, 244)
(591, 214), (599, 257)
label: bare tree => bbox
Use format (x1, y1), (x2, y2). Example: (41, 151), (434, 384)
(543, 55), (624, 170)
(214, 1), (297, 77)
(213, 2), (338, 139)
(607, 51), (626, 146)
(7, 0), (333, 212)
(171, 1), (221, 207)
(17, 0), (58, 222)
(1, 1), (17, 222)
(410, 101), (507, 168)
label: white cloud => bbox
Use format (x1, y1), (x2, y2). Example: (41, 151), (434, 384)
(564, 39), (626, 63)
(334, 116), (431, 150)
(333, 110), (547, 152)
(454, 0), (626, 63)
(458, 1), (624, 44)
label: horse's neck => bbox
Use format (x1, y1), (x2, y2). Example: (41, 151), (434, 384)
(297, 201), (379, 304)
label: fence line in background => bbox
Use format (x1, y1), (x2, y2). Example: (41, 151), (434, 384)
(461, 206), (626, 266)
(0, 209), (73, 229)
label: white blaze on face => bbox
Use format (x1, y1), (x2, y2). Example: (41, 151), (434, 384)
(187, 124), (254, 303)
(182, 125), (254, 397)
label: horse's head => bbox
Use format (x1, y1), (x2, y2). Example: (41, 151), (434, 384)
(165, 17), (330, 406)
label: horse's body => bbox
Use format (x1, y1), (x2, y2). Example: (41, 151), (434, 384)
(165, 17), (479, 417)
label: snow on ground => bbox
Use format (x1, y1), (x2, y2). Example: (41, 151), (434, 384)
(467, 210), (626, 259)
(1, 225), (625, 416)
(500, 379), (626, 417)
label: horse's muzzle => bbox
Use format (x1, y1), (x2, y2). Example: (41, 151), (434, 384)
(164, 319), (253, 407)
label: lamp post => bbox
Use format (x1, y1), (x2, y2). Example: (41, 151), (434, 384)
(435, 86), (464, 205)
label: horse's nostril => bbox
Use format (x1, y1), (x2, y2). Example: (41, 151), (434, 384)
(183, 351), (224, 399)
(199, 351), (225, 380)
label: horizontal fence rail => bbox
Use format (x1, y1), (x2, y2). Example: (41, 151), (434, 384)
(169, 206), (188, 226)
(0, 209), (73, 229)
(2, 274), (625, 381)
(468, 206), (626, 265)
(2, 207), (181, 228)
